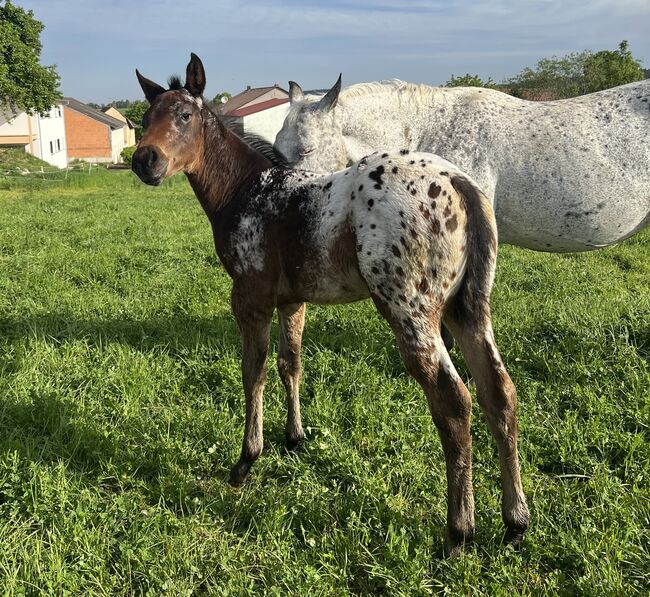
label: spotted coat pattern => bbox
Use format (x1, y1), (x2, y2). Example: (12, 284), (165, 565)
(225, 152), (473, 328)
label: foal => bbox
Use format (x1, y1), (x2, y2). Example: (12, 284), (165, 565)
(132, 54), (529, 555)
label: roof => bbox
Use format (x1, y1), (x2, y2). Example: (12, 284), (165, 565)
(102, 106), (137, 129)
(62, 97), (126, 129)
(228, 98), (289, 117)
(220, 85), (288, 115)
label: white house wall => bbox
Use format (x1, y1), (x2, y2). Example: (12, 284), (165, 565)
(110, 128), (125, 164)
(0, 111), (30, 135)
(242, 103), (290, 143)
(31, 106), (68, 169)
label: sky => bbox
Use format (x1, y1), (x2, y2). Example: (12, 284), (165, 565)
(16, 0), (650, 104)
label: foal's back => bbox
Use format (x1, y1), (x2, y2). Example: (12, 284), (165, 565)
(242, 152), (484, 311)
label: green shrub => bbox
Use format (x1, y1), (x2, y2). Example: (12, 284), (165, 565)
(121, 145), (136, 167)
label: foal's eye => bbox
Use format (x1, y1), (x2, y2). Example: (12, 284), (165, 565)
(180, 111), (192, 122)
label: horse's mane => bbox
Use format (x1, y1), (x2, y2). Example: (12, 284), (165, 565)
(339, 79), (438, 104)
(229, 128), (288, 166)
(202, 100), (287, 166)
(168, 75), (183, 90)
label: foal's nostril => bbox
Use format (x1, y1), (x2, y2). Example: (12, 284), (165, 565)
(147, 147), (158, 167)
(132, 145), (166, 185)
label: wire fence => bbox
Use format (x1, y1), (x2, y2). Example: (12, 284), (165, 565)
(0, 161), (108, 181)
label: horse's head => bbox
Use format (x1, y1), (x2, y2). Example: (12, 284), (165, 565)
(132, 53), (207, 185)
(274, 75), (348, 173)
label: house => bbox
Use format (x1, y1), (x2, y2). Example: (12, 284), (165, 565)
(0, 102), (68, 168)
(62, 97), (127, 163)
(219, 84), (289, 142)
(102, 106), (137, 147)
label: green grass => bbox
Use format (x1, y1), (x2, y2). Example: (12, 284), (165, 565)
(0, 148), (56, 172)
(0, 169), (648, 595)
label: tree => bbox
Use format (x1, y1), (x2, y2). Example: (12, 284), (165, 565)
(123, 100), (148, 141)
(504, 41), (644, 99)
(583, 41), (644, 93)
(0, 0), (60, 115)
(212, 91), (231, 105)
(504, 51), (590, 99)
(445, 73), (494, 88)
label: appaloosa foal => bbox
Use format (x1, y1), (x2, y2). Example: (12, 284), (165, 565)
(132, 54), (529, 556)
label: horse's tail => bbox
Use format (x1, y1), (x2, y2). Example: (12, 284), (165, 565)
(449, 175), (498, 323)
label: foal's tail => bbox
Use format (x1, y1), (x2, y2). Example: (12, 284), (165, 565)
(449, 175), (498, 323)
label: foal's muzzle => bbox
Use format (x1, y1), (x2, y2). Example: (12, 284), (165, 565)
(132, 145), (168, 186)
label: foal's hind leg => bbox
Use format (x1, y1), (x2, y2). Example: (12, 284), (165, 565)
(277, 302), (306, 451)
(374, 299), (475, 556)
(444, 305), (530, 545)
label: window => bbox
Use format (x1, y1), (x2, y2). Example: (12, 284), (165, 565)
(49, 141), (54, 154)
(56, 139), (61, 152)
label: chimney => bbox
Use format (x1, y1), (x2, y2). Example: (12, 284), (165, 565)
(246, 85), (251, 90)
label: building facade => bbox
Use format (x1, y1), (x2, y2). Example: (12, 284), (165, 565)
(220, 85), (290, 142)
(103, 106), (136, 147)
(0, 103), (68, 168)
(63, 97), (126, 163)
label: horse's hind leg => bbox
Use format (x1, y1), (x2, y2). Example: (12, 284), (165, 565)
(374, 298), (475, 556)
(277, 302), (306, 451)
(441, 323), (455, 351)
(444, 304), (530, 545)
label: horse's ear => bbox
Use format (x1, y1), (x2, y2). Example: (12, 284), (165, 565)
(317, 74), (342, 112)
(288, 81), (304, 103)
(185, 53), (206, 97)
(136, 69), (165, 103)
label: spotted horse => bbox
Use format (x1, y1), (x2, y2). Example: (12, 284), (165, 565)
(275, 76), (650, 252)
(132, 54), (530, 556)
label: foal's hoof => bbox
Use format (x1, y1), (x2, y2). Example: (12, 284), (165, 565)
(285, 435), (305, 454)
(443, 527), (475, 558)
(228, 461), (252, 487)
(504, 525), (527, 549)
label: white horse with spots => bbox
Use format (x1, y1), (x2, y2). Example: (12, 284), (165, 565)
(274, 77), (650, 252)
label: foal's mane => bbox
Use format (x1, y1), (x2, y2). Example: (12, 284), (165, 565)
(228, 128), (288, 167)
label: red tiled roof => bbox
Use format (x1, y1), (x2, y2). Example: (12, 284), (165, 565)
(220, 85), (287, 115)
(228, 98), (289, 117)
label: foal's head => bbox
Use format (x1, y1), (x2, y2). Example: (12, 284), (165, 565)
(132, 53), (207, 185)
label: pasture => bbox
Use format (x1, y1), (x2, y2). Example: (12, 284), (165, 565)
(0, 164), (648, 594)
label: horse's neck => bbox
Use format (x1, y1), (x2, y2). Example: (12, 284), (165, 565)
(339, 86), (496, 157)
(186, 112), (272, 221)
(340, 92), (413, 155)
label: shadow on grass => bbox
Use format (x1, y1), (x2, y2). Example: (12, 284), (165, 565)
(0, 312), (242, 354)
(0, 309), (405, 512)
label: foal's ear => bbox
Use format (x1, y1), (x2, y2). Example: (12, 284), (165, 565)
(136, 70), (165, 103)
(185, 52), (206, 97)
(288, 81), (304, 103)
(317, 74), (342, 112)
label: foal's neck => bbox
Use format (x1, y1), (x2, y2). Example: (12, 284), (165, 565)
(186, 109), (272, 220)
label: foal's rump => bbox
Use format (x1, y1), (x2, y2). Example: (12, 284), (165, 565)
(347, 152), (496, 324)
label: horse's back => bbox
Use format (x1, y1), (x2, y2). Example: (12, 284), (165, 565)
(338, 80), (650, 251)
(489, 81), (650, 250)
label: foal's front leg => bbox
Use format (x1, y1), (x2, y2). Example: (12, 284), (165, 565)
(229, 286), (274, 486)
(277, 302), (306, 451)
